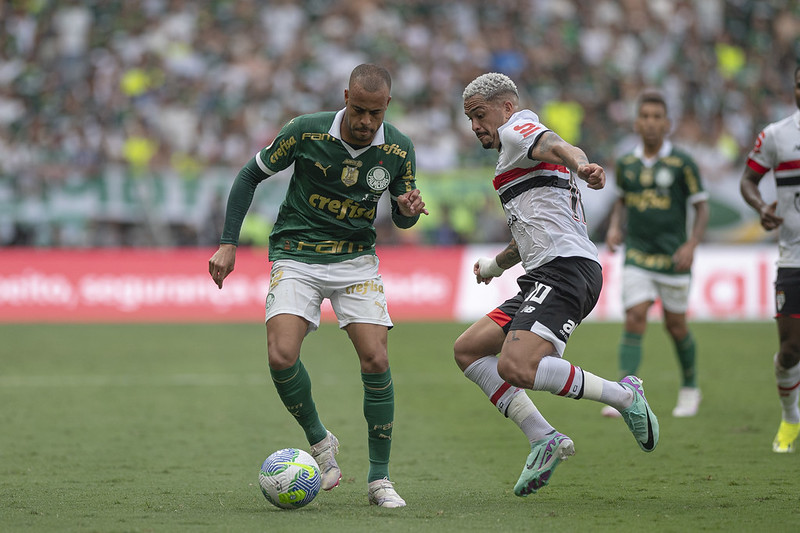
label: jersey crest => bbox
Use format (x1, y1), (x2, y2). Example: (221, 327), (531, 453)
(341, 166), (359, 187)
(366, 166), (390, 191)
(638, 167), (653, 187)
(655, 167), (674, 188)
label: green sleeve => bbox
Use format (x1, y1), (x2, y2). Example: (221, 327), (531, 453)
(682, 156), (704, 195)
(614, 158), (625, 191)
(388, 142), (419, 229)
(390, 198), (420, 229)
(219, 158), (269, 245)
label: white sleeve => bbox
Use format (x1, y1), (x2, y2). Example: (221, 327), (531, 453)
(502, 119), (551, 161)
(748, 124), (777, 171)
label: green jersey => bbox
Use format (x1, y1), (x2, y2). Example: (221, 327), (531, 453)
(615, 141), (707, 274)
(220, 110), (419, 263)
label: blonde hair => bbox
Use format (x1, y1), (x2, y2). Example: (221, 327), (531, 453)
(463, 73), (519, 102)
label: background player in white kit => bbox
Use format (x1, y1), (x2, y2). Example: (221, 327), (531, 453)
(740, 65), (800, 453)
(453, 72), (659, 497)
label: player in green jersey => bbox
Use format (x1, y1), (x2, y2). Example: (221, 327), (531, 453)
(208, 64), (427, 508)
(604, 90), (709, 419)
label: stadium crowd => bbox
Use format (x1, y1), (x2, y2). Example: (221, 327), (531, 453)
(1, 0), (798, 247)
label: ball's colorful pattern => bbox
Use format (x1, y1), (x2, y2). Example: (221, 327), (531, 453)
(259, 448), (321, 510)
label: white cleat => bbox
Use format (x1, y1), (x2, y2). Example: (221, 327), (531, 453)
(310, 431), (341, 490)
(672, 387), (701, 417)
(368, 478), (406, 508)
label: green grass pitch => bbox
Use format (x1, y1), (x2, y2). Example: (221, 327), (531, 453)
(1, 321), (797, 532)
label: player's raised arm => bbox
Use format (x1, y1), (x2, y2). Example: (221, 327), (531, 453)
(529, 131), (605, 190)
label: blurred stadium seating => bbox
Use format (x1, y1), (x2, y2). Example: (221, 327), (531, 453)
(0, 0), (797, 247)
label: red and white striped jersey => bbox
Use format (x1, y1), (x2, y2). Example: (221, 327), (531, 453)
(747, 110), (800, 267)
(494, 109), (598, 271)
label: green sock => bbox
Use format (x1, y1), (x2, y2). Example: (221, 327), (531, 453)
(674, 332), (697, 388)
(270, 360), (327, 445)
(619, 331), (643, 378)
(362, 369), (394, 483)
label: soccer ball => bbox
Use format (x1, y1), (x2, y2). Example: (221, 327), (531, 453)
(258, 448), (321, 509)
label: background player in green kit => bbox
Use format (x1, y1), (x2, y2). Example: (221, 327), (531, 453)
(208, 64), (427, 508)
(604, 90), (709, 419)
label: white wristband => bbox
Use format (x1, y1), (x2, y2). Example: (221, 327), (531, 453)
(477, 257), (505, 278)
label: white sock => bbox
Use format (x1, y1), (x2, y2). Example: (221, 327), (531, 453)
(775, 353), (800, 423)
(464, 356), (519, 414)
(464, 356), (554, 443)
(532, 356), (585, 397)
(506, 392), (556, 444)
(533, 356), (633, 408)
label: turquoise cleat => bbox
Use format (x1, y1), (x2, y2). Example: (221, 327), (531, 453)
(619, 376), (659, 452)
(514, 432), (575, 497)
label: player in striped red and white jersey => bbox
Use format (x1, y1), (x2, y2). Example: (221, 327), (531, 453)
(741, 65), (800, 453)
(453, 73), (659, 498)
(489, 107), (597, 271)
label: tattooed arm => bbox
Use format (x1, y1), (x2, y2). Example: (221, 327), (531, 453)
(495, 239), (521, 269)
(474, 239), (521, 285)
(528, 131), (605, 190)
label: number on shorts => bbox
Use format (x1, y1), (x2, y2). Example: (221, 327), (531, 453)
(524, 281), (552, 304)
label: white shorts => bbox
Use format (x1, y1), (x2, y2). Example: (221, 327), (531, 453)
(265, 255), (393, 333)
(621, 265), (691, 314)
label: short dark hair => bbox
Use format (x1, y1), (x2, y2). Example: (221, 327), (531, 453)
(638, 90), (668, 114)
(350, 64), (392, 92)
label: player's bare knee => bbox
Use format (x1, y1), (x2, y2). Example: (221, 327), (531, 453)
(665, 323), (687, 341)
(266, 337), (301, 370)
(267, 349), (298, 371)
(496, 355), (535, 389)
(358, 351), (389, 373)
(625, 304), (649, 333)
(778, 344), (800, 369)
(453, 335), (475, 371)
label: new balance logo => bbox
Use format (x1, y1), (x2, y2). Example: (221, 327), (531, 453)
(521, 305), (536, 313)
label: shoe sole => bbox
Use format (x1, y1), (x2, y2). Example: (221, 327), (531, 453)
(370, 500), (406, 508)
(321, 473), (341, 491)
(369, 495), (406, 508)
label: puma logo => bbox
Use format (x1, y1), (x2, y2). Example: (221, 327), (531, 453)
(315, 162), (332, 176)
